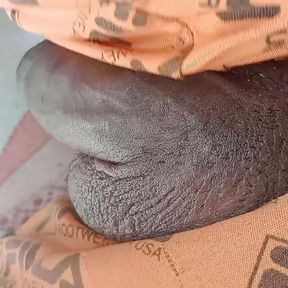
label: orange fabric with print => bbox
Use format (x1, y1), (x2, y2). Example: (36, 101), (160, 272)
(2, 196), (288, 287)
(0, 0), (288, 78)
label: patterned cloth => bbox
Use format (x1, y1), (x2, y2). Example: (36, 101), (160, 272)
(2, 195), (288, 287)
(0, 112), (75, 235)
(1, 0), (288, 78)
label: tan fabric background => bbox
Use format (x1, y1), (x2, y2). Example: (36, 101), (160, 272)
(1, 195), (288, 287)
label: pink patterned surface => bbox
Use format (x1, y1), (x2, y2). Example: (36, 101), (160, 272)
(0, 112), (75, 234)
(0, 112), (50, 185)
(0, 186), (66, 232)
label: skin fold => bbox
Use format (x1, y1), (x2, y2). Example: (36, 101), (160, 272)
(17, 41), (288, 241)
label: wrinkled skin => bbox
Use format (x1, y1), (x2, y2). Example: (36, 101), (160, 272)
(18, 41), (288, 241)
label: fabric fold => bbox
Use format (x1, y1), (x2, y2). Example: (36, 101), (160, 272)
(0, 0), (287, 78)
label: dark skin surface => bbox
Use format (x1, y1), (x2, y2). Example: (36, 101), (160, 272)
(18, 41), (288, 241)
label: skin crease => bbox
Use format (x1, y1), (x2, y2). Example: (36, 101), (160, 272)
(17, 41), (288, 241)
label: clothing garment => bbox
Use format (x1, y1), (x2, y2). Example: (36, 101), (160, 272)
(1, 0), (288, 78)
(1, 195), (288, 287)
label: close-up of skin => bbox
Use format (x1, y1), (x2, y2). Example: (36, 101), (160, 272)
(17, 41), (288, 241)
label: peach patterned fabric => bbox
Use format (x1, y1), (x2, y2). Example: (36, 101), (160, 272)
(0, 0), (287, 78)
(2, 195), (288, 287)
